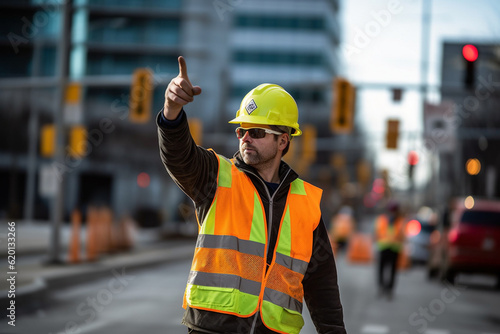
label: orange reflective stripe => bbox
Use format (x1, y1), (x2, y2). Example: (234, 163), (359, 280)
(265, 262), (304, 302)
(192, 247), (265, 283)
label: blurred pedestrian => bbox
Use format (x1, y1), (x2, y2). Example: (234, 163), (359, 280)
(374, 200), (405, 300)
(329, 205), (355, 251)
(157, 56), (346, 334)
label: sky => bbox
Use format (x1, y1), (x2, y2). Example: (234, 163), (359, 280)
(339, 0), (500, 189)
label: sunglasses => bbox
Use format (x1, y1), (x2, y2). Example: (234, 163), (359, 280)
(235, 127), (282, 139)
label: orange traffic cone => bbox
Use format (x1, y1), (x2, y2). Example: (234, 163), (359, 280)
(347, 233), (373, 264)
(95, 207), (107, 254)
(86, 206), (98, 262)
(68, 209), (82, 264)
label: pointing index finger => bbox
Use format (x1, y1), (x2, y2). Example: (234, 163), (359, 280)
(178, 56), (191, 84)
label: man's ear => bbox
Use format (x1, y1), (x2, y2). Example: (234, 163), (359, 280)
(279, 134), (289, 149)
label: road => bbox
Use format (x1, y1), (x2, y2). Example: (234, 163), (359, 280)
(3, 251), (500, 334)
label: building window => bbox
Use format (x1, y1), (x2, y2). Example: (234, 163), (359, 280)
(86, 53), (178, 75)
(88, 16), (180, 46)
(87, 0), (182, 10)
(233, 51), (324, 66)
(235, 15), (325, 31)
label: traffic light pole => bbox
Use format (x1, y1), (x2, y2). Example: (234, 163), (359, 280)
(23, 38), (43, 222)
(418, 0), (432, 209)
(48, 0), (72, 265)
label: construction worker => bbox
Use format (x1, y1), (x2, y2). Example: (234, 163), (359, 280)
(157, 57), (346, 334)
(329, 205), (355, 251)
(374, 200), (405, 300)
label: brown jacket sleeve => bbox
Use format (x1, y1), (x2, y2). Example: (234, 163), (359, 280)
(157, 110), (219, 205)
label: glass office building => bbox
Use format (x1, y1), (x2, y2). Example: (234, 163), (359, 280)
(0, 0), (342, 224)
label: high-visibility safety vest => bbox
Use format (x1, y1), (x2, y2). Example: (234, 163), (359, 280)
(183, 154), (322, 334)
(375, 214), (405, 252)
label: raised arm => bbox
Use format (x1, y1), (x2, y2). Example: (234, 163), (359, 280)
(157, 56), (218, 205)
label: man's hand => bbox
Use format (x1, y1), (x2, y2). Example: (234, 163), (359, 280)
(163, 56), (202, 120)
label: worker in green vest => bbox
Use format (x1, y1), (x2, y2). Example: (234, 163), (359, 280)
(375, 200), (405, 300)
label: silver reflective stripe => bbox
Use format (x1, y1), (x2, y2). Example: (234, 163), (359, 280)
(196, 234), (265, 257)
(274, 252), (309, 275)
(263, 287), (303, 313)
(188, 271), (261, 296)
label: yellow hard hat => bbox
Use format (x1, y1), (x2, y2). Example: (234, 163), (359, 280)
(229, 83), (302, 136)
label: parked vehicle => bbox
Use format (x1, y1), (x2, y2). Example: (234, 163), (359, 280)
(406, 207), (437, 264)
(427, 198), (500, 286)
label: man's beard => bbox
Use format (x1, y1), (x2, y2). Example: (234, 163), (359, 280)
(240, 144), (277, 167)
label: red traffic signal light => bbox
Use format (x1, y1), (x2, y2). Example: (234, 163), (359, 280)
(407, 150), (419, 166)
(462, 44), (478, 62)
(462, 44), (478, 89)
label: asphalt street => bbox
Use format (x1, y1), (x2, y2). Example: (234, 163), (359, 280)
(2, 251), (500, 334)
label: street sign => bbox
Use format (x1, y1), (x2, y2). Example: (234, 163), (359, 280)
(39, 164), (58, 198)
(424, 101), (456, 152)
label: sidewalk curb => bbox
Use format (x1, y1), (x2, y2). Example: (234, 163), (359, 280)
(2, 244), (195, 314)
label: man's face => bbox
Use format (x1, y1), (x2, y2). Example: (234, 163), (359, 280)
(237, 123), (280, 167)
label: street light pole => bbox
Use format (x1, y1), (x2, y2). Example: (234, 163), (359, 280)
(419, 0), (432, 208)
(48, 0), (72, 264)
(24, 38), (43, 222)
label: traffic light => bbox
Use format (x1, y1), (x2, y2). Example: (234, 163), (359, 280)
(385, 119), (399, 150)
(407, 150), (419, 166)
(357, 160), (371, 189)
(462, 44), (478, 89)
(331, 78), (355, 134)
(69, 125), (87, 158)
(40, 124), (55, 157)
(302, 124), (317, 162)
(130, 68), (153, 123)
(392, 88), (403, 102)
(407, 150), (419, 182)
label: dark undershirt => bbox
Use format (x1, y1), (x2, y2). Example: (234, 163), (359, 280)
(264, 180), (279, 196)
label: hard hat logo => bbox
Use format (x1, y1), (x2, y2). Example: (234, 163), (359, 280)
(229, 83), (302, 136)
(245, 99), (257, 114)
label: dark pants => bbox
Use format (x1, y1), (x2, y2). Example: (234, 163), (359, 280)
(378, 248), (399, 293)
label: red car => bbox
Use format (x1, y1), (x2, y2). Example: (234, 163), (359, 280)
(428, 198), (500, 286)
